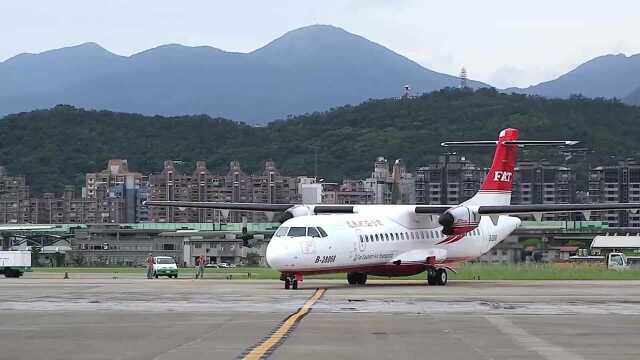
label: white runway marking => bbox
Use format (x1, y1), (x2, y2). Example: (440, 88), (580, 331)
(485, 316), (584, 360)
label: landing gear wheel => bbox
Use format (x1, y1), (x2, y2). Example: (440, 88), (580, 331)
(292, 280), (298, 290)
(284, 278), (291, 289)
(347, 272), (367, 286)
(427, 272), (437, 285)
(357, 273), (367, 285)
(347, 272), (357, 285)
(436, 268), (448, 286)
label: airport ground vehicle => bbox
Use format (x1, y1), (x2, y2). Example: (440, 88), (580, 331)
(152, 256), (178, 278)
(569, 252), (640, 270)
(0, 250), (31, 278)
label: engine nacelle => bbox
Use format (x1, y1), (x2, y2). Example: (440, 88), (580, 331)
(438, 206), (481, 235)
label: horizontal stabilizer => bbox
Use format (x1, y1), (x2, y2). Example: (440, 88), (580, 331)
(441, 140), (578, 147)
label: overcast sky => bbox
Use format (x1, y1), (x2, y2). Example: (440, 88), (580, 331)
(1, 1), (638, 88)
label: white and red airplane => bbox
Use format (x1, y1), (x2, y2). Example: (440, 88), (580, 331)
(147, 128), (640, 289)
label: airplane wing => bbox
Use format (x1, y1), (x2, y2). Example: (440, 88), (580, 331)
(143, 201), (294, 212)
(0, 225), (57, 230)
(145, 201), (450, 215)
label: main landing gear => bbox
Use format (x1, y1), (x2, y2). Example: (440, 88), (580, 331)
(427, 268), (448, 286)
(281, 273), (302, 290)
(347, 272), (367, 285)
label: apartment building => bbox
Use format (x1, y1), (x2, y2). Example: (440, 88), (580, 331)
(415, 154), (484, 205)
(512, 161), (576, 221)
(589, 159), (640, 227)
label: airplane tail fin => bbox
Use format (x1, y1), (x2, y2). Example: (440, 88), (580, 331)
(469, 128), (518, 205)
(441, 128), (576, 207)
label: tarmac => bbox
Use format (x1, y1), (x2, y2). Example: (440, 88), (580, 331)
(1, 274), (640, 360)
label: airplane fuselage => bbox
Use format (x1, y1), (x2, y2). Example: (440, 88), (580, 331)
(266, 206), (521, 277)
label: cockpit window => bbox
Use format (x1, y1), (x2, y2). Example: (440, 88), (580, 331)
(288, 227), (307, 237)
(275, 227), (289, 237)
(317, 227), (328, 237)
(307, 227), (321, 238)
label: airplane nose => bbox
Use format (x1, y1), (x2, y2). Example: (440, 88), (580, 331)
(266, 239), (301, 270)
(265, 241), (279, 268)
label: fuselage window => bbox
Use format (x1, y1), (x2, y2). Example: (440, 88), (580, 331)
(365, 235), (370, 242)
(411, 232), (415, 240)
(307, 227), (321, 238)
(318, 227), (328, 237)
(400, 233), (404, 240)
(360, 235), (364, 243)
(375, 234), (379, 242)
(393, 233), (398, 240)
(405, 232), (410, 240)
(288, 227), (307, 237)
(275, 227), (289, 237)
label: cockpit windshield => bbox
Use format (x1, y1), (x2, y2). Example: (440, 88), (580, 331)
(287, 227), (307, 237)
(274, 226), (329, 238)
(307, 227), (321, 238)
(275, 227), (289, 237)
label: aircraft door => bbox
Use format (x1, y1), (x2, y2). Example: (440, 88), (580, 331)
(352, 228), (364, 263)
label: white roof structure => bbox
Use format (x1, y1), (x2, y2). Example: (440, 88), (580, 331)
(591, 235), (640, 249)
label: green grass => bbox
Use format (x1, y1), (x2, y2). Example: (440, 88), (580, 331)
(31, 263), (640, 280)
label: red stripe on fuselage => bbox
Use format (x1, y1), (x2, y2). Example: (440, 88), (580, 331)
(283, 257), (476, 276)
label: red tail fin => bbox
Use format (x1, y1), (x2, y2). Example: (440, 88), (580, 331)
(480, 128), (519, 192)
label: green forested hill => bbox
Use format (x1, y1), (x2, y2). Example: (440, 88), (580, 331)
(2, 88), (640, 193)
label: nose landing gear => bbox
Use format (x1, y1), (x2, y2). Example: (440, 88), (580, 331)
(281, 272), (302, 290)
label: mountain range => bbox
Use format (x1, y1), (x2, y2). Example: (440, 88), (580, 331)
(1, 24), (640, 122)
(507, 53), (640, 104)
(0, 25), (486, 124)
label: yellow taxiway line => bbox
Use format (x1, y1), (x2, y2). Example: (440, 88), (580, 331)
(241, 288), (327, 360)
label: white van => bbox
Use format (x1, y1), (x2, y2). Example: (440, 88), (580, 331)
(153, 256), (178, 278)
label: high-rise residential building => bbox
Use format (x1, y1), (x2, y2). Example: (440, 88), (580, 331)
(322, 180), (375, 205)
(0, 166), (39, 224)
(149, 160), (299, 223)
(34, 185), (126, 224)
(85, 160), (145, 223)
(364, 157), (415, 204)
(511, 161), (576, 221)
(364, 157), (393, 204)
(415, 154), (484, 205)
(391, 159), (415, 204)
(589, 159), (640, 227)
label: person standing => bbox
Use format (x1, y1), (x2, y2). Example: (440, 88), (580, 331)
(146, 253), (154, 279)
(197, 256), (205, 279)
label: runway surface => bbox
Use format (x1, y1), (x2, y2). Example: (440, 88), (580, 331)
(1, 276), (639, 360)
